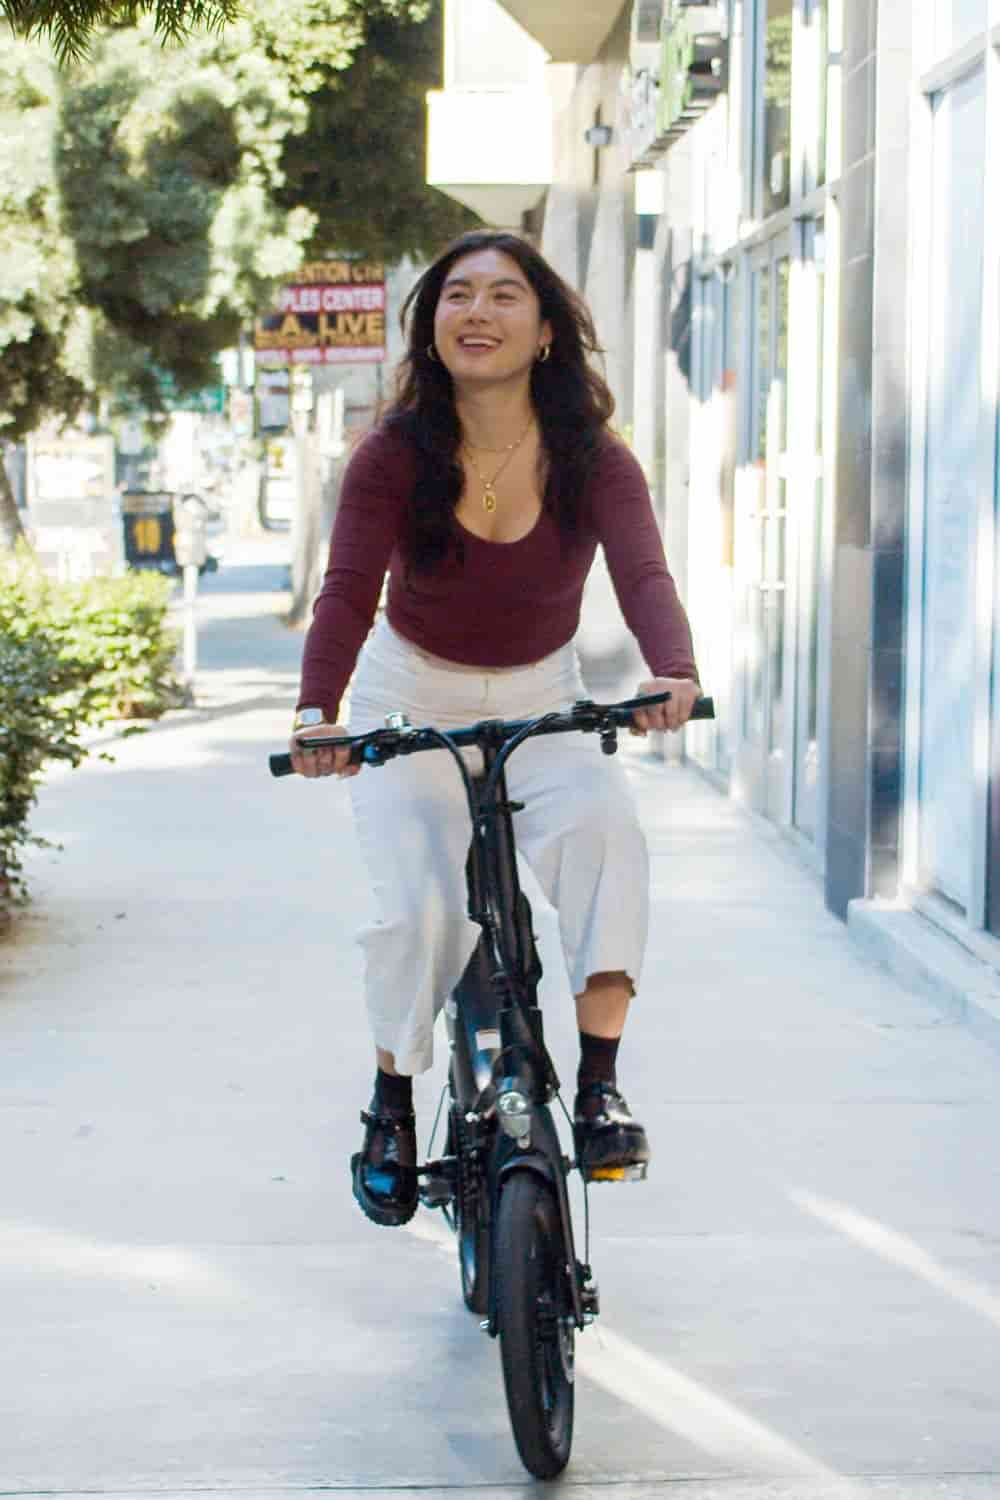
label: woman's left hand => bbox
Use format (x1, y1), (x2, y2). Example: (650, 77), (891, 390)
(631, 677), (700, 734)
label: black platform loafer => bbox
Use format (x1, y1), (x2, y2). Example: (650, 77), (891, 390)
(351, 1106), (418, 1227)
(574, 1082), (651, 1182)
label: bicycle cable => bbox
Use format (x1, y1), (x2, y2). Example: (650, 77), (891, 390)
(556, 1089), (591, 1270)
(426, 1080), (449, 1159)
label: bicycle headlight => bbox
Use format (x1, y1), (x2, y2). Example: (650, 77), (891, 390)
(497, 1088), (532, 1143)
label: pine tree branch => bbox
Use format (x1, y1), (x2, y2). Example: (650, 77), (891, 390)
(1, 0), (240, 62)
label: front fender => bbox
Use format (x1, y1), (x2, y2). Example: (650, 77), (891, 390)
(497, 1151), (557, 1191)
(487, 1134), (584, 1335)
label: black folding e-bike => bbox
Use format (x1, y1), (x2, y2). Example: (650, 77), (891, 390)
(270, 688), (713, 1477)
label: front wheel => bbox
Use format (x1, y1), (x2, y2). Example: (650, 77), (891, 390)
(495, 1173), (575, 1478)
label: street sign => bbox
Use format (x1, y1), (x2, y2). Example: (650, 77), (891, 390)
(257, 368), (290, 430)
(26, 432), (120, 578)
(121, 491), (176, 569)
(254, 259), (387, 366)
(156, 372), (226, 413)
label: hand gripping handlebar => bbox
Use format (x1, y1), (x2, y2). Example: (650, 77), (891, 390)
(268, 691), (715, 779)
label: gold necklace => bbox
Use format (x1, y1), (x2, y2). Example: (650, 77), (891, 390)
(465, 431), (527, 454)
(463, 419), (534, 512)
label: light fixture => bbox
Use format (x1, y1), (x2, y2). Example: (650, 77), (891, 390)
(584, 123), (614, 148)
(497, 1088), (532, 1145)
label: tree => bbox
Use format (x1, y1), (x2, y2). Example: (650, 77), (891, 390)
(55, 16), (324, 408)
(1, 0), (237, 63)
(54, 0), (474, 408)
(0, 39), (88, 544)
(0, 0), (475, 534)
(277, 0), (476, 264)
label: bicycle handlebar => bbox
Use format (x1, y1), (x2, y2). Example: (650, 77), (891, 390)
(268, 691), (715, 779)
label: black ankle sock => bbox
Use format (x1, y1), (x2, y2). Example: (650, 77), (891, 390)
(374, 1068), (413, 1116)
(577, 1032), (620, 1093)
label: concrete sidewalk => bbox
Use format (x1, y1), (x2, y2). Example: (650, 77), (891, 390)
(2, 536), (999, 1498)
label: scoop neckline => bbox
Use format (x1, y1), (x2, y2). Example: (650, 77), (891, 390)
(454, 506), (544, 549)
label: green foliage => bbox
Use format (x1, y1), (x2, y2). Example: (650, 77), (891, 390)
(0, 40), (89, 442)
(275, 0), (476, 262)
(0, 550), (180, 907)
(764, 14), (792, 105)
(1, 0), (238, 64)
(56, 18), (322, 404)
(39, 569), (182, 721)
(0, 0), (476, 432)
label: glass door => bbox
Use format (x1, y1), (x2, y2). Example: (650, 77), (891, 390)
(739, 236), (792, 819)
(918, 67), (986, 911)
(792, 218), (828, 839)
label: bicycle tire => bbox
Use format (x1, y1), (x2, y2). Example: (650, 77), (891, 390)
(495, 1172), (575, 1478)
(447, 1104), (491, 1314)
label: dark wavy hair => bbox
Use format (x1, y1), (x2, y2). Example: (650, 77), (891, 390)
(384, 230), (615, 576)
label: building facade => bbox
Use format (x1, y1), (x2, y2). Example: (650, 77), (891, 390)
(428, 0), (1000, 980)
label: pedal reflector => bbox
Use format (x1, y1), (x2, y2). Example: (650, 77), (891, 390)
(587, 1163), (648, 1183)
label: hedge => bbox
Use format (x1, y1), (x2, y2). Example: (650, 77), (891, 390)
(0, 550), (181, 912)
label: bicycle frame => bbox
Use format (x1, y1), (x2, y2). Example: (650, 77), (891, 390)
(270, 690), (715, 1335)
(442, 730), (589, 1336)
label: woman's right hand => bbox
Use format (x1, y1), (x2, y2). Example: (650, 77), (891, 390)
(289, 722), (359, 779)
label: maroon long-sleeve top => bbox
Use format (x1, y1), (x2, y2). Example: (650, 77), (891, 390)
(297, 425), (698, 721)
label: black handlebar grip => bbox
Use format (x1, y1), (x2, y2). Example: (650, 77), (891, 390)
(690, 696), (715, 721)
(269, 753), (295, 778)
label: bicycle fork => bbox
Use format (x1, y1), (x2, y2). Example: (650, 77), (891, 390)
(442, 757), (599, 1337)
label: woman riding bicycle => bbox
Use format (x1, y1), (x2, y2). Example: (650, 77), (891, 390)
(290, 230), (700, 1229)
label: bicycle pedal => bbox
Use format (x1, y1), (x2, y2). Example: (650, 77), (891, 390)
(581, 1284), (600, 1320)
(418, 1174), (453, 1208)
(584, 1162), (648, 1183)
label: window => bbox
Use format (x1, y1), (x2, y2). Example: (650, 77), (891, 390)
(918, 66), (987, 907)
(934, 0), (989, 52)
(811, 0), (829, 186)
(756, 0), (793, 217)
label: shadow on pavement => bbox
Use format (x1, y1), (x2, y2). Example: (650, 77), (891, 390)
(196, 562), (291, 597)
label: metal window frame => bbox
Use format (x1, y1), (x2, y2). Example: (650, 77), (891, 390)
(693, 223), (837, 845)
(685, 0), (839, 851)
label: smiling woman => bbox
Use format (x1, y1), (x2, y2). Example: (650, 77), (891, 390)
(391, 230), (615, 570)
(288, 229), (701, 1231)
(432, 250), (551, 531)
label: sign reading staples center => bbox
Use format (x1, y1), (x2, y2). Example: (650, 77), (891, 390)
(254, 259), (386, 366)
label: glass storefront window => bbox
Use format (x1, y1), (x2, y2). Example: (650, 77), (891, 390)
(757, 0), (793, 218)
(935, 0), (988, 52)
(815, 223), (826, 451)
(753, 267), (770, 461)
(769, 257), (790, 756)
(721, 270), (742, 569)
(810, 223), (826, 748)
(813, 0), (829, 186)
(769, 478), (787, 755)
(776, 255), (789, 443)
(794, 219), (827, 839)
(919, 67), (987, 908)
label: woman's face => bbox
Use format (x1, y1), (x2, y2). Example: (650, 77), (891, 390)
(432, 248), (552, 390)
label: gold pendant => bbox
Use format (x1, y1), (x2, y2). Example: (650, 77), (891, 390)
(483, 485), (497, 513)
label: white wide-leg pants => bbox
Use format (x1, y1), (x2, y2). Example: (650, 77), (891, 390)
(348, 617), (650, 1075)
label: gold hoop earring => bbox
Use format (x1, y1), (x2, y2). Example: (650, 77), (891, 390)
(427, 344), (439, 362)
(537, 344), (551, 364)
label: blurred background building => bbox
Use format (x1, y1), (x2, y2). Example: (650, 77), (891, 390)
(426, 0), (1000, 979)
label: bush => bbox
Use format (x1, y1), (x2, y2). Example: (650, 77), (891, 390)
(0, 550), (181, 909)
(38, 570), (183, 722)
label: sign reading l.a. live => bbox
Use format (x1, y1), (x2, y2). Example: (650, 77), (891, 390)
(254, 260), (386, 366)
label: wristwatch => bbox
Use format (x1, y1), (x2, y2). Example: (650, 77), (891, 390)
(293, 706), (326, 731)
